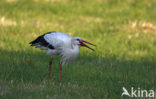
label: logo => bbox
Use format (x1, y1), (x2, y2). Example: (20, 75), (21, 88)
(121, 87), (155, 98)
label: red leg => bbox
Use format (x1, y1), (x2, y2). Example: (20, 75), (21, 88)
(49, 63), (51, 80)
(49, 58), (53, 80)
(59, 63), (62, 83)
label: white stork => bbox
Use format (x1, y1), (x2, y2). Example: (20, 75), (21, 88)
(30, 32), (95, 82)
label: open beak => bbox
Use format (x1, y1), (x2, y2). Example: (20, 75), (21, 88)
(80, 40), (96, 51)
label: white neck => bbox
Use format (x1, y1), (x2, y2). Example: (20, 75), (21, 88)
(61, 44), (80, 65)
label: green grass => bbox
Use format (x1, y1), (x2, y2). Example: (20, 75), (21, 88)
(0, 0), (156, 98)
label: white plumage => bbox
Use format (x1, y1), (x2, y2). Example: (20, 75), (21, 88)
(45, 32), (81, 65)
(30, 31), (95, 82)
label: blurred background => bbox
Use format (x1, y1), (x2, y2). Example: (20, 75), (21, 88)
(0, 0), (156, 98)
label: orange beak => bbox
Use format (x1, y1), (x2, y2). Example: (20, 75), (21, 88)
(80, 40), (96, 51)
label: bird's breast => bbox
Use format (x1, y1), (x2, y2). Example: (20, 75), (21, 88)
(61, 45), (80, 65)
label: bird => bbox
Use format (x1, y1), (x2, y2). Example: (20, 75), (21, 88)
(29, 31), (95, 82)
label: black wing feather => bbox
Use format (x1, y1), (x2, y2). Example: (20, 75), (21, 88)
(29, 32), (55, 49)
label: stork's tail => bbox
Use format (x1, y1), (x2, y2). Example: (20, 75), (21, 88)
(29, 35), (43, 46)
(29, 34), (54, 50)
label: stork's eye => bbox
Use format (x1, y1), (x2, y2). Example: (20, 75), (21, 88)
(76, 39), (80, 41)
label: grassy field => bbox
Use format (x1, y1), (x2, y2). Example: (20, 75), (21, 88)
(0, 0), (156, 98)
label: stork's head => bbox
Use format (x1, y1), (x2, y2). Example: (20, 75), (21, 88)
(72, 37), (96, 51)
